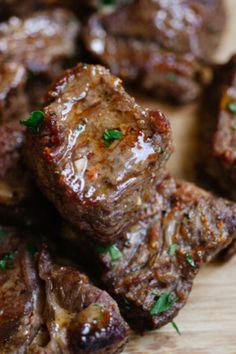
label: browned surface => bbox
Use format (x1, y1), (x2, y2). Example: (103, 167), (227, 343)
(123, 0), (236, 352)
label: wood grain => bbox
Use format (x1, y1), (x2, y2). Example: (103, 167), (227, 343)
(124, 0), (236, 353)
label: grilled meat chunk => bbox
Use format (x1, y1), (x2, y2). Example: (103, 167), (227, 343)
(26, 63), (172, 244)
(0, 9), (80, 76)
(203, 55), (236, 199)
(0, 227), (129, 354)
(31, 247), (129, 354)
(83, 0), (225, 104)
(0, 227), (43, 354)
(62, 176), (236, 331)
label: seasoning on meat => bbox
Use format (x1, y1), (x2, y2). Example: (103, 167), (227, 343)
(26, 63), (172, 244)
(61, 175), (236, 331)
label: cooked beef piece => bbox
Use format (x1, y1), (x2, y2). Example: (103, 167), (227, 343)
(83, 0), (225, 104)
(0, 227), (43, 353)
(29, 247), (129, 353)
(0, 9), (80, 76)
(26, 63), (172, 244)
(0, 61), (28, 122)
(0, 227), (129, 354)
(61, 175), (236, 331)
(203, 55), (236, 199)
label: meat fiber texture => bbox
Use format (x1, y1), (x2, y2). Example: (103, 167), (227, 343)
(26, 63), (172, 244)
(0, 226), (129, 354)
(83, 0), (225, 104)
(61, 175), (236, 331)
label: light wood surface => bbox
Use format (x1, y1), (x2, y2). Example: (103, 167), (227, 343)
(124, 1), (236, 353)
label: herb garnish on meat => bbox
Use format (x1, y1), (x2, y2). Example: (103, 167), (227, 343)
(20, 110), (44, 133)
(0, 251), (17, 270)
(186, 253), (195, 267)
(96, 244), (123, 261)
(150, 292), (176, 316)
(102, 129), (123, 147)
(168, 244), (177, 256)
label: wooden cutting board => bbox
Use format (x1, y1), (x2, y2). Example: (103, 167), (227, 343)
(124, 0), (236, 353)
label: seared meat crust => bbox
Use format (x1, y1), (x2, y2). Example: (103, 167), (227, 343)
(83, 0), (225, 104)
(26, 63), (172, 243)
(62, 176), (236, 331)
(0, 227), (129, 354)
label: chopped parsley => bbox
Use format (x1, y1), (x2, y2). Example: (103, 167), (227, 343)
(171, 321), (181, 335)
(20, 110), (44, 133)
(168, 244), (177, 257)
(150, 291), (176, 316)
(0, 229), (6, 240)
(186, 253), (195, 267)
(166, 72), (178, 82)
(96, 244), (122, 268)
(0, 251), (17, 270)
(93, 303), (103, 321)
(96, 244), (122, 261)
(102, 129), (123, 147)
(227, 102), (236, 115)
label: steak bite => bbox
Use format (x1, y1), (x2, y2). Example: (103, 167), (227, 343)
(0, 61), (27, 122)
(0, 9), (80, 76)
(83, 0), (225, 104)
(0, 227), (129, 354)
(61, 176), (236, 331)
(203, 55), (236, 199)
(26, 63), (172, 243)
(32, 247), (129, 354)
(0, 227), (43, 354)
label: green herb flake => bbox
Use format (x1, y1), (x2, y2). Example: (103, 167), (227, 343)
(227, 102), (236, 115)
(102, 129), (123, 147)
(186, 253), (195, 267)
(96, 244), (122, 261)
(0, 251), (17, 270)
(166, 72), (178, 82)
(150, 291), (176, 316)
(20, 110), (44, 133)
(0, 230), (6, 240)
(55, 170), (63, 175)
(171, 321), (181, 335)
(168, 244), (177, 257)
(27, 243), (38, 255)
(93, 303), (103, 321)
